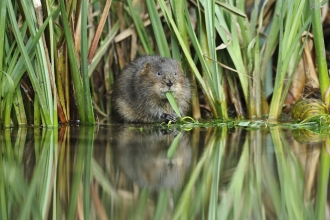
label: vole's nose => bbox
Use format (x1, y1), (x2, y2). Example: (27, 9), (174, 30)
(166, 81), (173, 87)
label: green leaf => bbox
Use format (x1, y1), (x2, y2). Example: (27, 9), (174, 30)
(0, 71), (14, 127)
(215, 0), (246, 18)
(127, 0), (154, 54)
(166, 132), (182, 159)
(146, 0), (170, 57)
(165, 91), (182, 118)
(7, 1), (52, 126)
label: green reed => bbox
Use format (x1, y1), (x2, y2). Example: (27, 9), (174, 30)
(0, 0), (328, 124)
(127, 0), (154, 55)
(310, 0), (330, 105)
(0, 0), (100, 127)
(269, 0), (311, 120)
(146, 0), (170, 58)
(156, 0), (324, 121)
(316, 138), (330, 220)
(59, 0), (94, 124)
(4, 1), (54, 126)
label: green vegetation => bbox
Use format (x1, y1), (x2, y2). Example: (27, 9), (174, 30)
(166, 91), (182, 118)
(0, 2), (328, 218)
(0, 0), (329, 126)
(0, 125), (328, 219)
(310, 0), (330, 105)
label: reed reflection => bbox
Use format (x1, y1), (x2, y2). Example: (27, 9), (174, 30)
(0, 125), (328, 219)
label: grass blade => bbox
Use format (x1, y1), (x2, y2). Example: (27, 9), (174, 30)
(146, 0), (170, 57)
(158, 0), (217, 118)
(81, 0), (95, 124)
(83, 127), (94, 219)
(171, 0), (201, 120)
(59, 0), (86, 123)
(153, 189), (170, 220)
(13, 84), (27, 125)
(167, 132), (182, 159)
(0, 0), (7, 72)
(165, 91), (182, 118)
(0, 71), (14, 127)
(87, 0), (113, 64)
(7, 1), (52, 126)
(127, 0), (154, 54)
(215, 1), (246, 18)
(310, 0), (330, 104)
(315, 139), (330, 220)
(88, 22), (119, 76)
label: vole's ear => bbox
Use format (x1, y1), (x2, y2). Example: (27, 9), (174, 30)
(141, 63), (151, 75)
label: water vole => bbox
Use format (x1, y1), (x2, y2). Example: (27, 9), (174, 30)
(111, 56), (191, 123)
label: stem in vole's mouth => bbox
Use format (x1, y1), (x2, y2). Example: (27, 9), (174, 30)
(165, 91), (182, 118)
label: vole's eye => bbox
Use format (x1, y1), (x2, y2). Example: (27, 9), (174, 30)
(157, 71), (162, 76)
(174, 72), (177, 75)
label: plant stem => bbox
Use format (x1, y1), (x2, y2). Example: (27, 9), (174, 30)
(309, 0), (329, 104)
(0, 0), (6, 72)
(146, 0), (170, 58)
(81, 0), (95, 124)
(13, 87), (27, 125)
(172, 0), (201, 120)
(87, 0), (112, 64)
(59, 0), (86, 123)
(315, 139), (330, 220)
(158, 0), (217, 117)
(127, 0), (154, 54)
(8, 1), (52, 125)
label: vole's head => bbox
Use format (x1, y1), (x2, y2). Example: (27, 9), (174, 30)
(141, 57), (188, 99)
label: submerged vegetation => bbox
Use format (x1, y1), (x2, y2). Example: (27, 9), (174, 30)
(0, 0), (329, 127)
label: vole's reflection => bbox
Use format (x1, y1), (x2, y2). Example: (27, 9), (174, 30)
(111, 126), (192, 191)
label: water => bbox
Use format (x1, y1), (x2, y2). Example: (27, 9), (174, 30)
(0, 124), (329, 219)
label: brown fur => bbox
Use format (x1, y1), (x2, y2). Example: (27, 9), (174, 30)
(111, 56), (191, 123)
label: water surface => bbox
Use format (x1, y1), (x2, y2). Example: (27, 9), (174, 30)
(1, 124), (329, 219)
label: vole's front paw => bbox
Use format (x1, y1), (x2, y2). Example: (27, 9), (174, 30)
(161, 113), (179, 123)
